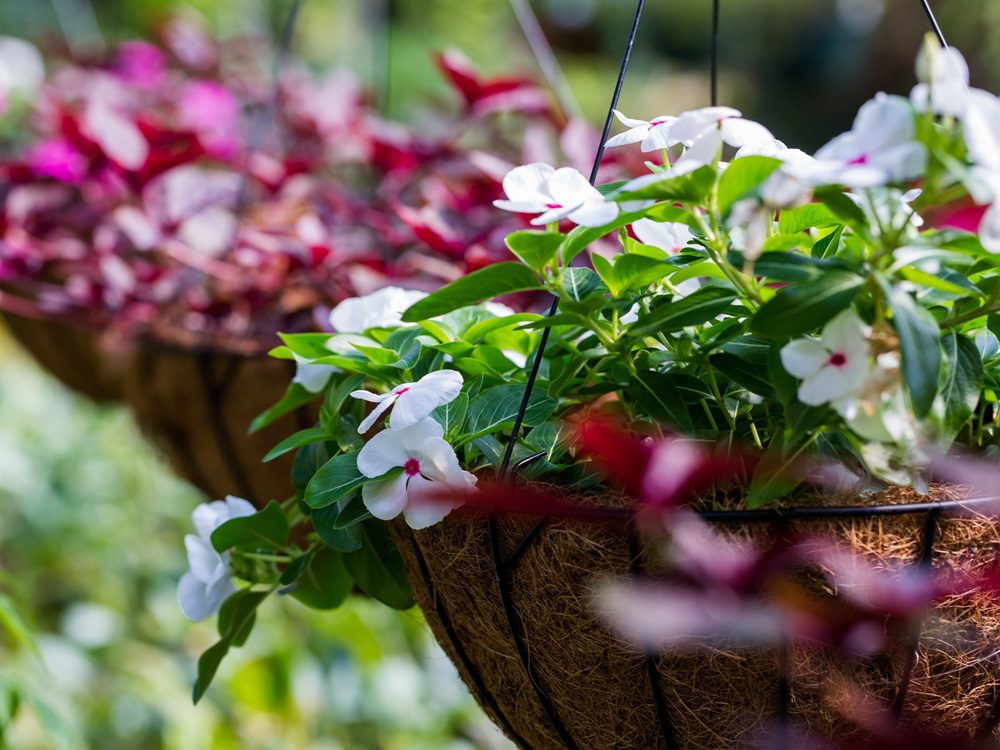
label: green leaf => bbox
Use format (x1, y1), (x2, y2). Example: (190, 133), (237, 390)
(777, 203), (839, 235)
(811, 226), (844, 259)
(193, 588), (269, 703)
(768, 343), (798, 406)
(884, 282), (943, 418)
(323, 374), (365, 416)
(613, 165), (716, 202)
(627, 372), (695, 433)
(506, 230), (563, 271)
(718, 156), (782, 214)
(211, 502), (289, 552)
(940, 331), (983, 437)
(291, 548), (353, 610)
(630, 287), (739, 337)
(751, 272), (864, 337)
(747, 453), (802, 508)
(433, 392), (469, 436)
(250, 383), (316, 434)
(593, 253), (672, 297)
(343, 521), (414, 610)
(263, 426), (328, 463)
(217, 589), (267, 647)
(401, 263), (542, 321)
(465, 385), (559, 435)
(523, 421), (572, 461)
(559, 209), (651, 265)
(710, 352), (774, 397)
(560, 267), (604, 302)
(814, 187), (867, 230)
(304, 450), (365, 509)
(292, 442), (330, 499)
(311, 504), (363, 552)
(750, 251), (851, 283)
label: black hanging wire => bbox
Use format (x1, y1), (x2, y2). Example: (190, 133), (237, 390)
(497, 0), (646, 480)
(919, 0), (948, 48)
(710, 0), (720, 106)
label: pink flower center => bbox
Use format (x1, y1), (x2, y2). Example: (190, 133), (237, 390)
(848, 153), (870, 166)
(403, 457), (421, 477)
(394, 386), (410, 396)
(651, 117), (670, 126)
(545, 203), (563, 210)
(828, 352), (848, 367)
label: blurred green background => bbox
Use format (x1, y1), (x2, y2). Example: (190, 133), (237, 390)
(3, 0), (1000, 748)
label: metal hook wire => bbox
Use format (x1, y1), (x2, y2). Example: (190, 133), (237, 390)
(497, 0), (646, 481)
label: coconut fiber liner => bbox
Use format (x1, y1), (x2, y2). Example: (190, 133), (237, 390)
(390, 485), (1000, 750)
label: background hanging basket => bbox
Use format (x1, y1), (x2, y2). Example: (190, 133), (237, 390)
(2, 312), (124, 402)
(122, 338), (313, 507)
(390, 486), (1000, 750)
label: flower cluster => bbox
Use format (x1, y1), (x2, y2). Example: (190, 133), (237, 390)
(0, 28), (603, 347)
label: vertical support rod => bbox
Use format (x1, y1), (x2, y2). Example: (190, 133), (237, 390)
(891, 509), (939, 718)
(918, 0), (948, 48)
(498, 0), (646, 480)
(710, 0), (720, 106)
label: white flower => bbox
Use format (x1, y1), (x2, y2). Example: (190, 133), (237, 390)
(329, 286), (428, 333)
(293, 354), (336, 394)
(493, 163), (619, 227)
(0, 37), (44, 103)
(357, 418), (476, 529)
(632, 219), (693, 254)
(911, 43), (982, 119)
(604, 111), (678, 152)
(670, 106), (775, 171)
(351, 370), (464, 434)
(727, 199), (772, 262)
(813, 94), (927, 188)
(780, 311), (872, 417)
(177, 496), (256, 622)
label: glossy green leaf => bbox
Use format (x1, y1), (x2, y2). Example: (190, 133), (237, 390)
(884, 282), (943, 418)
(263, 426), (328, 463)
(627, 372), (695, 433)
(718, 156), (782, 214)
(465, 385), (558, 435)
(630, 287), (739, 336)
(751, 272), (864, 337)
(401, 263), (542, 321)
(250, 382), (316, 434)
(343, 521), (414, 610)
(303, 450), (365, 509)
(506, 230), (563, 271)
(291, 548), (353, 610)
(941, 331), (983, 437)
(613, 165), (716, 202)
(432, 392), (469, 436)
(211, 502), (289, 552)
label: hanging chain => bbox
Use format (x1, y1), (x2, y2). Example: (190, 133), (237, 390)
(497, 0), (646, 480)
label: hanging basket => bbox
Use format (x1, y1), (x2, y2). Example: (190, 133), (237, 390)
(390, 486), (1000, 750)
(2, 312), (125, 402)
(122, 338), (313, 506)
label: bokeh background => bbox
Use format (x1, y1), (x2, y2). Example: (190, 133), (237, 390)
(3, 0), (1000, 748)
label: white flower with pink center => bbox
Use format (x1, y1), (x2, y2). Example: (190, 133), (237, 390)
(357, 418), (476, 529)
(780, 311), (873, 417)
(351, 370), (464, 434)
(604, 111), (678, 152)
(632, 219), (693, 254)
(812, 94), (927, 189)
(493, 163), (619, 228)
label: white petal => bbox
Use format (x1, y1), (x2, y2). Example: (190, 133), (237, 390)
(964, 93), (1000, 171)
(869, 142), (927, 183)
(351, 389), (392, 404)
(822, 311), (870, 354)
(361, 472), (410, 521)
(780, 339), (829, 379)
(390, 370), (464, 429)
(413, 437), (465, 483)
(185, 535), (225, 583)
(402, 475), (460, 529)
(548, 167), (601, 207)
(568, 199), (619, 228)
(494, 199), (546, 214)
(720, 118), (774, 150)
(640, 121), (678, 152)
(798, 365), (859, 406)
(394, 417), (445, 450)
(191, 500), (229, 539)
(501, 163), (556, 204)
(980, 204), (1000, 253)
(669, 106), (741, 144)
(613, 110), (652, 129)
(293, 355), (335, 394)
(606, 127), (649, 149)
(223, 496), (257, 520)
(329, 287), (425, 333)
(357, 394), (397, 434)
(178, 571), (233, 622)
(852, 95), (915, 153)
(357, 425), (410, 477)
(678, 129), (723, 169)
(632, 219), (693, 253)
(530, 205), (579, 226)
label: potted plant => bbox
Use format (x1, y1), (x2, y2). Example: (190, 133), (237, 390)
(0, 23), (595, 504)
(180, 37), (1000, 748)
